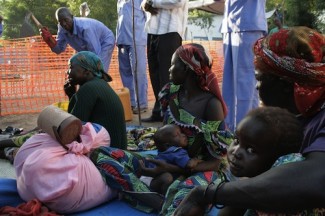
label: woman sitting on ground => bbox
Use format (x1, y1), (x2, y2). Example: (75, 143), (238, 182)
(64, 51), (127, 149)
(90, 43), (232, 215)
(174, 26), (325, 216)
(0, 51), (127, 163)
(155, 43), (231, 215)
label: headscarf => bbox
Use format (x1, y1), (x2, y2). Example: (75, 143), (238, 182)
(254, 26), (325, 117)
(176, 43), (228, 116)
(69, 51), (112, 82)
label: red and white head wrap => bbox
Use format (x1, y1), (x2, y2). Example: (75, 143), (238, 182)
(254, 26), (325, 116)
(175, 43), (228, 116)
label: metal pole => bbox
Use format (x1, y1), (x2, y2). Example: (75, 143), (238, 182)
(131, 0), (142, 126)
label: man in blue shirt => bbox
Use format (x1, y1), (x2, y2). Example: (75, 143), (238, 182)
(221, 0), (267, 131)
(116, 0), (148, 113)
(40, 7), (115, 73)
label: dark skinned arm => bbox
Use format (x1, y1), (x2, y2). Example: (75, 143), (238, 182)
(215, 152), (325, 211)
(205, 97), (225, 121)
(63, 78), (76, 100)
(190, 157), (221, 173)
(141, 156), (221, 177)
(174, 152), (325, 216)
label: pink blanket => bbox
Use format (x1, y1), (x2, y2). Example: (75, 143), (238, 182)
(14, 123), (117, 214)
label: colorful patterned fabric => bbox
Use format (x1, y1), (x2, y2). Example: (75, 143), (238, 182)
(254, 26), (325, 117)
(159, 83), (232, 160)
(90, 146), (156, 213)
(175, 44), (228, 116)
(90, 145), (229, 215)
(157, 82), (233, 215)
(69, 51), (112, 82)
(12, 131), (39, 147)
(161, 171), (227, 216)
(126, 127), (157, 151)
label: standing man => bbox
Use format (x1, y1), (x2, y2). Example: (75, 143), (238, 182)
(141, 0), (188, 122)
(116, 0), (148, 114)
(40, 7), (115, 73)
(221, 0), (267, 131)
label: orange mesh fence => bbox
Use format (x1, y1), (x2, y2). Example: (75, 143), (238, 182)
(0, 36), (224, 116)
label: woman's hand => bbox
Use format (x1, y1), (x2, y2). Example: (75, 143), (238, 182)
(173, 186), (208, 216)
(64, 78), (76, 99)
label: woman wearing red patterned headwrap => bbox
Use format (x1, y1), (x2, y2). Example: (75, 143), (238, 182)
(87, 43), (232, 215)
(154, 43), (232, 215)
(174, 26), (325, 216)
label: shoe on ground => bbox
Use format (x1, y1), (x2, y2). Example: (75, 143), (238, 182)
(142, 115), (163, 123)
(132, 107), (148, 114)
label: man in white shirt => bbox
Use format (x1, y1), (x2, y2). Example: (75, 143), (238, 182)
(141, 0), (188, 122)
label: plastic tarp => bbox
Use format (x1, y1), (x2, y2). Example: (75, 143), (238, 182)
(189, 0), (276, 19)
(188, 0), (225, 14)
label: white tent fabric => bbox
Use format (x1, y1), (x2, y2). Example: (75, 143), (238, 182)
(188, 0), (225, 15)
(265, 9), (276, 19)
(189, 0), (275, 19)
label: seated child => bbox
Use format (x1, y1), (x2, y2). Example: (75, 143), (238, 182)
(140, 124), (202, 195)
(219, 106), (304, 215)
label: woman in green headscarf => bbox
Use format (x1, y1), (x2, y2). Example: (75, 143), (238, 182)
(65, 51), (127, 149)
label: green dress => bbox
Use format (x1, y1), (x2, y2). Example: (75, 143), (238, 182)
(158, 83), (233, 215)
(90, 82), (233, 215)
(69, 78), (127, 149)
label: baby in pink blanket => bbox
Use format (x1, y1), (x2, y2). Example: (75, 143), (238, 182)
(14, 122), (117, 214)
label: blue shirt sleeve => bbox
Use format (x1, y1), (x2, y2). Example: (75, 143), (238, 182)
(82, 23), (115, 70)
(157, 147), (191, 168)
(172, 148), (191, 168)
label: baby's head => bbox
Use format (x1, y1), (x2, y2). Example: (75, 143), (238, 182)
(153, 124), (188, 152)
(227, 107), (303, 178)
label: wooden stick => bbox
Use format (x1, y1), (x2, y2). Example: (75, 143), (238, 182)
(30, 13), (43, 29)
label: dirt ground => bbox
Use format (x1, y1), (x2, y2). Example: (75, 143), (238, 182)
(0, 108), (162, 133)
(0, 113), (39, 132)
